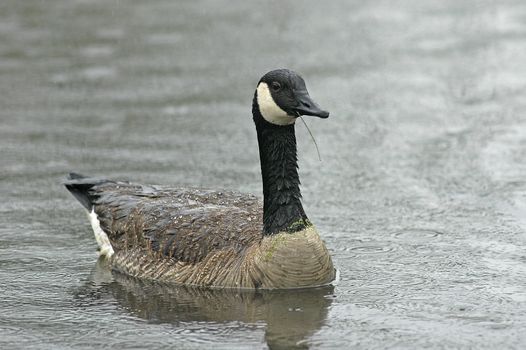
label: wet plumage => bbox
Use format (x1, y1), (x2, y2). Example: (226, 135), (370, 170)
(73, 178), (262, 265)
(65, 69), (336, 289)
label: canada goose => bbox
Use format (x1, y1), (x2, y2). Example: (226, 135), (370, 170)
(65, 69), (336, 289)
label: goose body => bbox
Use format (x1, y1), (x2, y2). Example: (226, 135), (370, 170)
(65, 69), (336, 289)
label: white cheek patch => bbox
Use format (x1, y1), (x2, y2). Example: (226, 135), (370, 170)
(256, 82), (296, 125)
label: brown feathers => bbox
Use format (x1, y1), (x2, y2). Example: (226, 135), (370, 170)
(86, 181), (335, 289)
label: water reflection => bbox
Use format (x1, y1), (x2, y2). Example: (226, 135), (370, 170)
(75, 258), (334, 349)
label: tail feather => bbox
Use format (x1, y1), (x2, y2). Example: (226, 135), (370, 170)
(68, 172), (87, 180)
(64, 172), (107, 210)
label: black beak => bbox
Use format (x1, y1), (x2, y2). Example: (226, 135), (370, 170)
(292, 90), (329, 119)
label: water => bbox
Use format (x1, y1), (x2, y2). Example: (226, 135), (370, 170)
(1, 0), (526, 348)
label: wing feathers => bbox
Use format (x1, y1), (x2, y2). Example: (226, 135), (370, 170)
(71, 181), (262, 265)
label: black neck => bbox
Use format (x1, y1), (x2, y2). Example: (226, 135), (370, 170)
(253, 95), (311, 235)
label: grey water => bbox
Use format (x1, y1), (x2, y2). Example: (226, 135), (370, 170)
(1, 0), (525, 348)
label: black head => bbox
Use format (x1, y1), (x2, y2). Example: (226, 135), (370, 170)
(255, 69), (329, 126)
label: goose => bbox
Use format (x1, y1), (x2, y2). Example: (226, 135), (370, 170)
(65, 68), (336, 289)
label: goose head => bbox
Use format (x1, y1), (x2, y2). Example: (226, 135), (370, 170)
(254, 69), (329, 126)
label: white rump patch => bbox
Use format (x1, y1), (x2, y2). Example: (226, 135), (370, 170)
(256, 82), (296, 126)
(88, 209), (114, 258)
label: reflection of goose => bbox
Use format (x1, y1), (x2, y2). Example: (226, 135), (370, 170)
(74, 258), (334, 349)
(65, 69), (336, 289)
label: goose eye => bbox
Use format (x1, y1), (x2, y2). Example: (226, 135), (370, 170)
(271, 82), (281, 91)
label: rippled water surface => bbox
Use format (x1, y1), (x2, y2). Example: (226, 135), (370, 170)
(1, 0), (526, 349)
